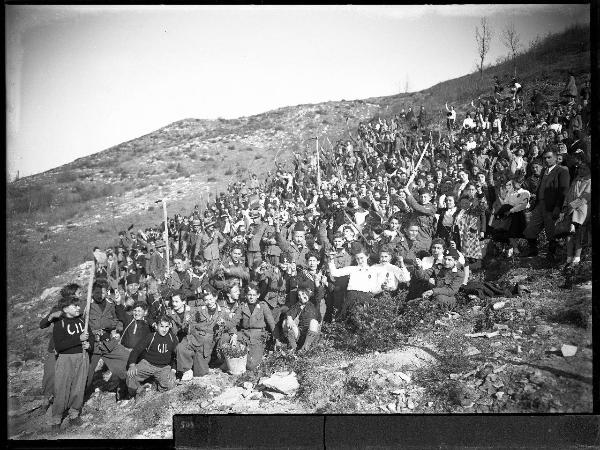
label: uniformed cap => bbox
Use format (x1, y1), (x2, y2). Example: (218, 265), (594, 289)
(249, 210), (260, 219)
(204, 219), (216, 229)
(192, 219), (201, 226)
(444, 248), (459, 259)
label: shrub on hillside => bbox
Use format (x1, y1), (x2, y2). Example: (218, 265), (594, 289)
(224, 169), (233, 176)
(7, 184), (56, 215)
(176, 163), (191, 178)
(56, 170), (78, 183)
(72, 181), (117, 202)
(323, 291), (439, 354)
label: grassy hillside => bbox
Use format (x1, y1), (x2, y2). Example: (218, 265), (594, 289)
(364, 24), (591, 121)
(6, 22), (592, 438)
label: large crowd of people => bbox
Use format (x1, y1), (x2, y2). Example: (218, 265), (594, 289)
(41, 72), (591, 429)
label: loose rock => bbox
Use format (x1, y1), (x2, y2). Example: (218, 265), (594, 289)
(212, 387), (245, 407)
(561, 344), (577, 357)
(464, 346), (481, 357)
(259, 371), (299, 396)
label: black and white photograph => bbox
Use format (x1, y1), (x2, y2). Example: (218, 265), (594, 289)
(6, 4), (593, 442)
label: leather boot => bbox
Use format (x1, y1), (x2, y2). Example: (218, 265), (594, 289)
(299, 331), (320, 352)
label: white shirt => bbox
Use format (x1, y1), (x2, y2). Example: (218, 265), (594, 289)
(463, 117), (476, 129)
(329, 264), (381, 293)
(421, 253), (465, 270)
(549, 123), (562, 133)
(371, 263), (411, 291)
(504, 188), (530, 212)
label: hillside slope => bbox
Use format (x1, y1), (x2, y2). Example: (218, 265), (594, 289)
(6, 23), (592, 438)
(6, 24), (590, 303)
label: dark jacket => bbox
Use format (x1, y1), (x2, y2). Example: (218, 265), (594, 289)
(286, 301), (319, 331)
(537, 165), (570, 212)
(415, 265), (464, 299)
(88, 300), (119, 338)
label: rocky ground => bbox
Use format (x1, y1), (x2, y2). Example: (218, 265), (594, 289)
(8, 242), (593, 440)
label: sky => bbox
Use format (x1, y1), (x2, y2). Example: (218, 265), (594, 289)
(6, 4), (590, 179)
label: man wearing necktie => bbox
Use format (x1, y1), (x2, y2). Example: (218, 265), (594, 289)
(522, 149), (570, 261)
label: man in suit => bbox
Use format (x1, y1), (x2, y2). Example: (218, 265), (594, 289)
(522, 149), (570, 261)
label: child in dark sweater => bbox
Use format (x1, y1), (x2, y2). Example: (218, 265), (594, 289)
(39, 283), (82, 408)
(49, 296), (94, 429)
(126, 315), (178, 399)
(114, 300), (152, 350)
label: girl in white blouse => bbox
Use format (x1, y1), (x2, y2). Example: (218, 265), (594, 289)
(498, 179), (531, 257)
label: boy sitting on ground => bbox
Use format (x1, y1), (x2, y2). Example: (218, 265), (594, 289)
(125, 315), (177, 401)
(282, 287), (321, 353)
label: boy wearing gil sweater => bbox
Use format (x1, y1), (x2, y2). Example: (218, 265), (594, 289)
(126, 315), (178, 399)
(49, 296), (94, 429)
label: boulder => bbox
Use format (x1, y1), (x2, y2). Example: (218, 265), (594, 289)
(561, 344), (578, 357)
(212, 387), (245, 407)
(259, 371), (299, 396)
